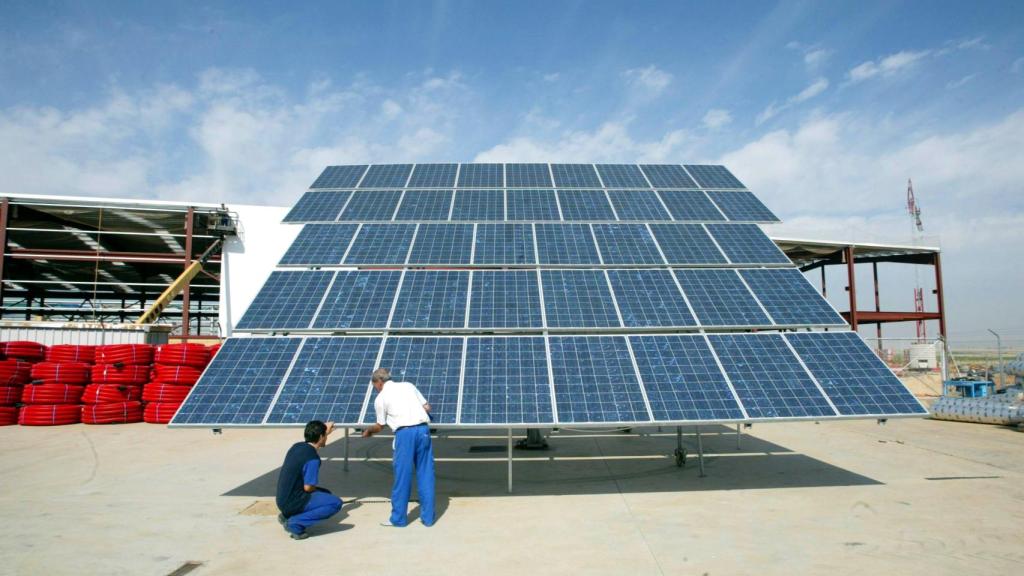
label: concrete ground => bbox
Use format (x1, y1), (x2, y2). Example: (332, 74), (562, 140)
(1, 418), (1022, 576)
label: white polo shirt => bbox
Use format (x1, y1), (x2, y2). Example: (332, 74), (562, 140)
(374, 380), (430, 430)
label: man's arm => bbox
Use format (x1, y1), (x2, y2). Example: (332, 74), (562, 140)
(301, 459), (321, 492)
(361, 423), (384, 438)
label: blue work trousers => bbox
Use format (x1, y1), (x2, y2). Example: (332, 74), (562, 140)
(287, 491), (342, 535)
(390, 423), (435, 526)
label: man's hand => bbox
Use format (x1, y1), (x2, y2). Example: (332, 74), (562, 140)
(362, 423), (382, 438)
(325, 421), (336, 436)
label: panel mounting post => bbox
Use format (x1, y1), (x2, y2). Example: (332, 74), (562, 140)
(507, 427), (513, 494)
(696, 426), (706, 478)
(344, 427), (350, 472)
(735, 423), (741, 450)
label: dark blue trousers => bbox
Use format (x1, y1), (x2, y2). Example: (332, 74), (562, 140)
(287, 491), (342, 535)
(390, 423), (435, 526)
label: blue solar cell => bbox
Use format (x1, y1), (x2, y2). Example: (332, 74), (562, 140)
(549, 336), (649, 423)
(343, 224), (416, 264)
(359, 164), (413, 188)
(740, 269), (845, 325)
(236, 271), (334, 330)
(535, 224), (601, 264)
(596, 164), (650, 188)
(278, 224), (357, 266)
(551, 164), (602, 188)
(469, 271), (542, 328)
(629, 335), (744, 421)
(310, 165), (368, 189)
(407, 223), (473, 264)
(787, 332), (927, 416)
(708, 334), (835, 418)
(507, 189), (559, 220)
(451, 189), (503, 220)
(368, 337), (464, 424)
(473, 224), (535, 265)
(457, 164), (503, 187)
(649, 224), (727, 264)
(505, 163), (553, 187)
(283, 191), (351, 223)
(390, 271), (469, 328)
(557, 189), (616, 220)
(607, 270), (695, 328)
(266, 337), (382, 424)
(707, 191), (779, 222)
(407, 164), (457, 188)
(395, 190), (454, 221)
(684, 165), (745, 189)
(311, 270), (402, 329)
(172, 338), (300, 425)
(591, 224), (665, 265)
(337, 190), (402, 221)
(674, 269), (771, 327)
(657, 190), (725, 221)
(608, 190), (671, 220)
(460, 337), (553, 424)
(541, 270), (620, 328)
(639, 165), (697, 188)
(705, 223), (790, 264)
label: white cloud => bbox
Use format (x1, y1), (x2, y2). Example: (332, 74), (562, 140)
(786, 41), (832, 69)
(542, 72), (561, 82)
(945, 74), (975, 90)
(1012, 57), (1024, 74)
(756, 77), (829, 124)
(474, 120), (693, 163)
(847, 50), (930, 83)
(623, 65), (673, 97)
(702, 109), (733, 129)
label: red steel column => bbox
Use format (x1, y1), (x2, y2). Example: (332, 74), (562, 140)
(872, 262), (882, 343)
(934, 252), (947, 338)
(845, 246), (858, 330)
(181, 207), (195, 338)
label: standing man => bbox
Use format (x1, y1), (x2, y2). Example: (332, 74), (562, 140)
(362, 368), (436, 527)
(275, 420), (343, 540)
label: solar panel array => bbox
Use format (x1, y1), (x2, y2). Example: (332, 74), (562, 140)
(173, 163), (926, 428)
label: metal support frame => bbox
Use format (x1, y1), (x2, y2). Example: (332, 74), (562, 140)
(736, 423), (741, 450)
(872, 262), (882, 344)
(344, 427), (350, 471)
(507, 428), (513, 494)
(0, 198), (8, 307)
(181, 207), (195, 338)
(845, 246), (858, 330)
(933, 253), (946, 338)
(696, 426), (706, 478)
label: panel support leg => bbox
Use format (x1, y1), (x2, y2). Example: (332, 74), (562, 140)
(696, 426), (706, 478)
(507, 428), (513, 494)
(674, 426), (685, 467)
(344, 427), (350, 472)
(735, 423), (741, 450)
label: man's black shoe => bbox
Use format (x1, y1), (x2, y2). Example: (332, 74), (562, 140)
(289, 531), (309, 540)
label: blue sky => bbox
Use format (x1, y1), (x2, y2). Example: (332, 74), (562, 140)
(1, 1), (1022, 346)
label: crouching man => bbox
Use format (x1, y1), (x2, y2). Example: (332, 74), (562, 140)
(275, 420), (342, 540)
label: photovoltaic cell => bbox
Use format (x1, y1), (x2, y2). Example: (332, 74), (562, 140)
(407, 223), (473, 264)
(707, 190), (779, 222)
(343, 224), (416, 264)
(283, 191), (351, 223)
(236, 271), (334, 330)
(460, 337), (553, 424)
(407, 164), (457, 188)
(469, 271), (542, 328)
(640, 165), (697, 189)
(657, 190), (725, 221)
(507, 189), (559, 221)
(337, 190), (402, 221)
(684, 165), (745, 189)
(172, 338), (301, 425)
(359, 164), (413, 188)
(674, 269), (771, 327)
(457, 164), (503, 188)
(395, 190), (453, 221)
(311, 270), (402, 329)
(451, 189), (504, 220)
(649, 224), (727, 264)
(551, 164), (602, 188)
(368, 337), (463, 424)
(592, 224), (665, 265)
(557, 189), (616, 220)
(607, 269), (695, 328)
(535, 224), (601, 264)
(740, 269), (845, 325)
(473, 224), (535, 265)
(786, 332), (927, 416)
(596, 164), (650, 188)
(706, 223), (791, 264)
(266, 337), (382, 424)
(608, 190), (671, 220)
(708, 334), (835, 418)
(549, 336), (650, 423)
(279, 224), (357, 266)
(629, 335), (744, 421)
(505, 163), (552, 187)
(541, 270), (620, 328)
(390, 271), (469, 328)
(310, 165), (368, 189)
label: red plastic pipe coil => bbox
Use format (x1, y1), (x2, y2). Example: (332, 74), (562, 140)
(45, 345), (97, 364)
(142, 383), (191, 404)
(30, 362), (91, 386)
(91, 364), (151, 385)
(94, 344), (154, 366)
(144, 402), (182, 424)
(2, 341), (47, 361)
(0, 359), (33, 385)
(19, 404), (81, 425)
(0, 385), (23, 405)
(82, 384), (142, 404)
(81, 401), (144, 424)
(154, 344), (211, 368)
(150, 365), (203, 386)
(0, 406), (17, 426)
(21, 384), (85, 405)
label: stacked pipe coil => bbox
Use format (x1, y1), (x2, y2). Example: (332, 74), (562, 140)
(91, 364), (150, 386)
(0, 359), (32, 386)
(82, 384), (142, 404)
(30, 362), (91, 386)
(94, 344), (153, 366)
(151, 365), (203, 386)
(0, 406), (16, 426)
(19, 404), (81, 425)
(82, 401), (143, 424)
(144, 402), (180, 424)
(143, 344), (211, 424)
(154, 344), (210, 368)
(21, 384), (83, 404)
(45, 345), (96, 364)
(2, 341), (46, 362)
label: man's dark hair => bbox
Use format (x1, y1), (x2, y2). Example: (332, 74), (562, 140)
(305, 420), (327, 443)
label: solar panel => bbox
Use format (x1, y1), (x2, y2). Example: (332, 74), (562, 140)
(684, 165), (745, 189)
(608, 190), (671, 220)
(592, 224), (665, 265)
(551, 164), (602, 188)
(657, 190), (725, 221)
(549, 336), (650, 423)
(310, 165), (368, 189)
(607, 269), (696, 328)
(535, 224), (601, 264)
(266, 337), (382, 424)
(451, 189), (504, 220)
(596, 164), (650, 188)
(172, 338), (301, 425)
(708, 334), (835, 418)
(359, 164), (413, 188)
(407, 164), (457, 188)
(343, 224), (416, 264)
(469, 271), (542, 329)
(369, 337), (463, 424)
(283, 191), (351, 223)
(706, 223), (791, 264)
(541, 270), (620, 328)
(507, 189), (560, 221)
(473, 224), (535, 265)
(639, 164), (697, 188)
(649, 224), (728, 264)
(395, 190), (453, 221)
(629, 335), (744, 421)
(786, 332), (927, 416)
(407, 223), (473, 264)
(390, 271), (469, 328)
(740, 269), (845, 326)
(457, 164), (503, 188)
(460, 337), (553, 424)
(505, 163), (553, 188)
(337, 190), (402, 221)
(278, 224), (357, 266)
(557, 189), (616, 220)
(674, 269), (771, 327)
(236, 271), (334, 330)
(707, 190), (779, 222)
(311, 270), (402, 329)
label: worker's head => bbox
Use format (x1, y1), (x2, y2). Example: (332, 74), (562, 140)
(371, 368), (391, 391)
(304, 420), (328, 447)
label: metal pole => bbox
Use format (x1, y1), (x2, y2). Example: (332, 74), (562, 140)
(934, 253), (947, 338)
(735, 423), (741, 450)
(181, 207), (195, 339)
(872, 262), (882, 346)
(845, 246), (858, 330)
(696, 426), (706, 478)
(507, 428), (513, 494)
(344, 427), (350, 471)
(988, 329), (1002, 388)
